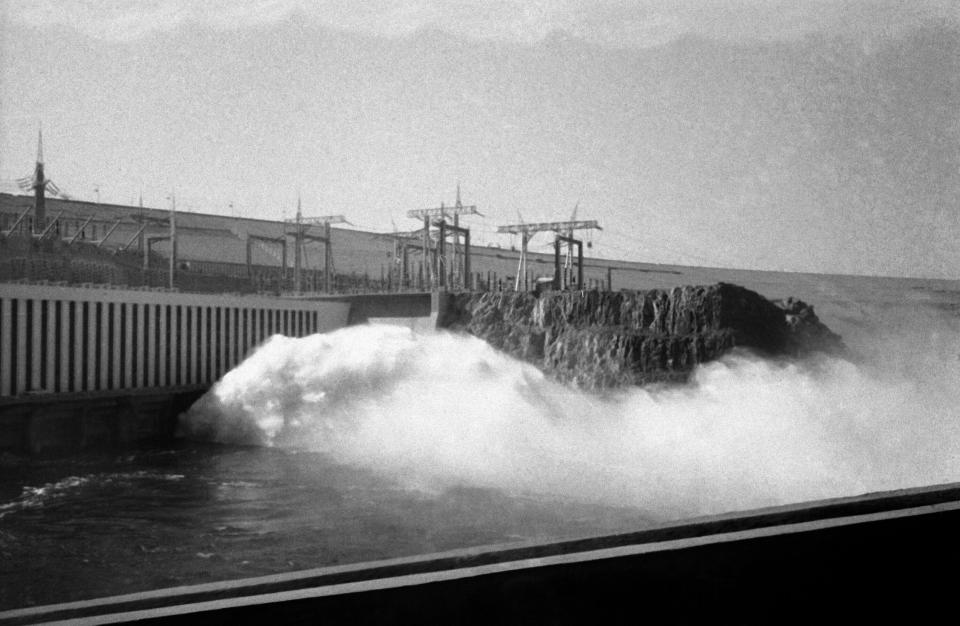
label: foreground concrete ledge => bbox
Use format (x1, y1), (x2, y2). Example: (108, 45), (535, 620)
(4, 480), (960, 624)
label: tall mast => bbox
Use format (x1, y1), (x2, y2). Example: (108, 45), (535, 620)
(169, 192), (176, 289)
(294, 194), (303, 294)
(33, 129), (45, 234)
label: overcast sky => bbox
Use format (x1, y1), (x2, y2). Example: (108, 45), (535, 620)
(1, 1), (958, 277)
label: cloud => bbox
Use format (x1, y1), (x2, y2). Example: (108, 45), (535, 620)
(8, 0), (957, 46)
(7, 0), (302, 41)
(5, 0), (580, 44)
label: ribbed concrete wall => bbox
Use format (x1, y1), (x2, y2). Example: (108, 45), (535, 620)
(0, 283), (350, 398)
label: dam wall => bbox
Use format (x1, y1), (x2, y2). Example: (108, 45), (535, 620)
(0, 284), (839, 451)
(0, 282), (350, 452)
(0, 283), (350, 397)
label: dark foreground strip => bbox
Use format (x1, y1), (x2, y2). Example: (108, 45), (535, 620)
(4, 481), (960, 624)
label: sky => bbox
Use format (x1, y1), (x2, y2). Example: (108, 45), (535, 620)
(1, 0), (958, 278)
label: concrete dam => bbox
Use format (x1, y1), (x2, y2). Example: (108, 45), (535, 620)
(0, 280), (844, 454)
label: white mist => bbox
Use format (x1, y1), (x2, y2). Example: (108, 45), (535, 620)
(180, 313), (960, 520)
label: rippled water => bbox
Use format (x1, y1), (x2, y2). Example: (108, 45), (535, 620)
(0, 442), (652, 609)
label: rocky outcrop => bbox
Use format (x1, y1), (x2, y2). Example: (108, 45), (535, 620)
(441, 283), (845, 389)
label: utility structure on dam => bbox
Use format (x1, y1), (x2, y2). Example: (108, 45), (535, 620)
(284, 195), (347, 295)
(2, 141), (620, 297)
(406, 183), (481, 291)
(498, 218), (602, 291)
(2, 133), (364, 295)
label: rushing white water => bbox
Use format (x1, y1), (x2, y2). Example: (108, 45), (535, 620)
(180, 311), (960, 520)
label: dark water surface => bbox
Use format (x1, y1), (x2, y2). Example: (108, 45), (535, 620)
(0, 442), (652, 610)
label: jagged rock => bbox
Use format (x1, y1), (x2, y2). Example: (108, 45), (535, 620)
(441, 283), (845, 390)
(774, 296), (847, 356)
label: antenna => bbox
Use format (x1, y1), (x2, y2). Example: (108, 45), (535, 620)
(30, 128), (47, 233)
(36, 126), (44, 164)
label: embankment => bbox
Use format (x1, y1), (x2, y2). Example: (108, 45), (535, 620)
(440, 283), (844, 388)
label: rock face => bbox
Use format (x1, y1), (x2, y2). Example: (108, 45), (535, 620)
(440, 283), (845, 389)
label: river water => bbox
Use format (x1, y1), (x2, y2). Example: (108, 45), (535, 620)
(3, 280), (960, 610)
(0, 442), (652, 609)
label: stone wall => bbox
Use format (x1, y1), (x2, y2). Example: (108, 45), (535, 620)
(441, 283), (845, 389)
